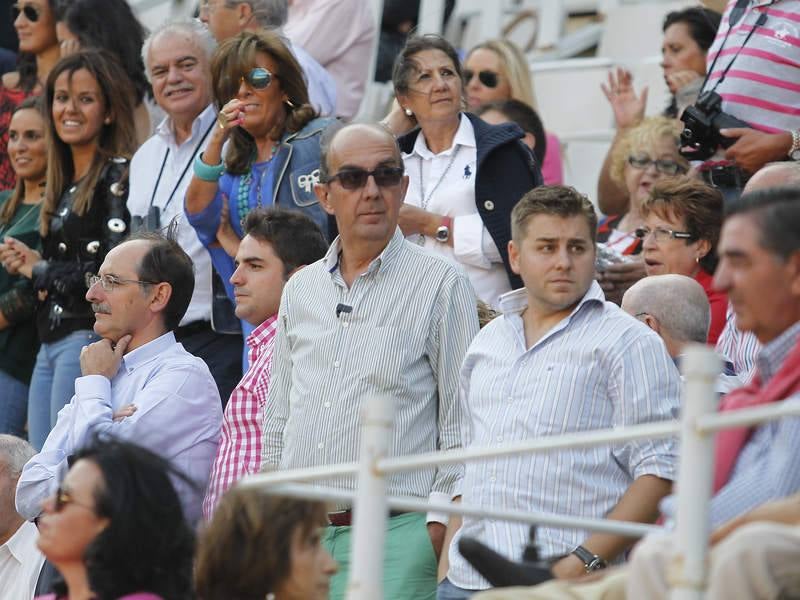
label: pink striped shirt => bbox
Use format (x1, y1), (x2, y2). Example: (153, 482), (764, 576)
(705, 0), (800, 133)
(202, 315), (278, 520)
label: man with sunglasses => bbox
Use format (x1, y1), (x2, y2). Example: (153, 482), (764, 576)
(199, 0), (335, 116)
(15, 229), (223, 527)
(262, 123), (479, 600)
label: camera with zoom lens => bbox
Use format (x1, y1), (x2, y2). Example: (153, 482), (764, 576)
(679, 91), (751, 161)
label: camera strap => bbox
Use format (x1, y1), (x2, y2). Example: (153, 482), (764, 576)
(147, 119), (216, 213)
(700, 0), (772, 95)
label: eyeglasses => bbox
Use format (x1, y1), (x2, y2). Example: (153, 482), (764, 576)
(241, 67), (277, 90)
(11, 2), (40, 22)
(627, 155), (687, 176)
(88, 274), (158, 292)
(53, 485), (95, 514)
(463, 69), (499, 88)
(325, 166), (404, 190)
(634, 226), (694, 243)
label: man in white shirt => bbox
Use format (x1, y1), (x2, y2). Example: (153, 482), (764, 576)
(199, 0), (336, 116)
(0, 435), (42, 600)
(131, 20), (243, 404)
(16, 230), (223, 526)
(441, 186), (680, 599)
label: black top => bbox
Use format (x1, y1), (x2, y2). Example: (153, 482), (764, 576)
(33, 159), (131, 343)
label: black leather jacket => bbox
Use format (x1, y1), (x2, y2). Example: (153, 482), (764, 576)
(33, 158), (130, 342)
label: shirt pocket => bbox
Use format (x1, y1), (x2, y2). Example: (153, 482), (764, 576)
(288, 161), (322, 207)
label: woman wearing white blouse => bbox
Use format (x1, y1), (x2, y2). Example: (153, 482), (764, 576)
(393, 35), (542, 308)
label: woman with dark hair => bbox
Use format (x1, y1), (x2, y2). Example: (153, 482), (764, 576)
(0, 0), (60, 189)
(0, 97), (45, 436)
(54, 0), (152, 146)
(35, 437), (195, 600)
(0, 49), (135, 449)
(185, 30), (334, 304)
(639, 176), (726, 343)
(195, 487), (336, 600)
(391, 34), (542, 308)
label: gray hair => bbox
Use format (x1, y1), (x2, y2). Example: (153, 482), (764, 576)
(623, 274), (710, 344)
(226, 0), (288, 28)
(0, 435), (36, 478)
(142, 19), (217, 82)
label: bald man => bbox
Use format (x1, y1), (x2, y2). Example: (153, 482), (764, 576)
(262, 123), (479, 600)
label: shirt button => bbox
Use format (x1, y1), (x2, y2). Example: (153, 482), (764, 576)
(324, 401), (331, 408)
(496, 435), (503, 442)
(317, 442), (324, 450)
(333, 361), (340, 368)
(483, 200), (495, 211)
(342, 321), (349, 328)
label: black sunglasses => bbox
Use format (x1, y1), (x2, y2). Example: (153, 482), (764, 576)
(463, 69), (499, 88)
(241, 67), (277, 90)
(325, 166), (404, 190)
(11, 2), (40, 22)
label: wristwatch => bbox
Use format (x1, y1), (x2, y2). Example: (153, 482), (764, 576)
(789, 130), (800, 161)
(570, 545), (607, 573)
(435, 216), (452, 243)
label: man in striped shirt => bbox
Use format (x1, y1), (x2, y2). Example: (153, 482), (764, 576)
(262, 123), (479, 600)
(441, 186), (680, 598)
(202, 208), (328, 519)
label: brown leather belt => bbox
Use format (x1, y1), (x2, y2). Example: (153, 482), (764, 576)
(327, 509), (410, 527)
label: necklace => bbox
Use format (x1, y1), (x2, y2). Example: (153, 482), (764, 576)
(236, 141), (281, 221)
(417, 144), (460, 243)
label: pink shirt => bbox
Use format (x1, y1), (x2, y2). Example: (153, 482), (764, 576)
(541, 131), (564, 185)
(202, 316), (278, 519)
(285, 0), (376, 119)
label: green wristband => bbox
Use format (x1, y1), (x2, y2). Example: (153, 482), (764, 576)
(193, 152), (225, 182)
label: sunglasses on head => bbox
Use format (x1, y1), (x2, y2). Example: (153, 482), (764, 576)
(325, 166), (404, 190)
(241, 67), (277, 90)
(463, 69), (499, 88)
(11, 2), (40, 22)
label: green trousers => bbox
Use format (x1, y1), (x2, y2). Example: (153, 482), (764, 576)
(322, 512), (438, 599)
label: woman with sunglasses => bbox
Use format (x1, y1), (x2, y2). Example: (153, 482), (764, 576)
(597, 116), (688, 304)
(34, 437), (194, 600)
(0, 50), (135, 450)
(186, 30), (334, 306)
(1, 0), (60, 190)
(0, 97), (46, 437)
(53, 0), (153, 148)
(639, 176), (726, 343)
(392, 34), (542, 308)
(463, 38), (564, 185)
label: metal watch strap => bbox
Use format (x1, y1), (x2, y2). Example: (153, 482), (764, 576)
(789, 130), (800, 160)
(571, 545), (607, 572)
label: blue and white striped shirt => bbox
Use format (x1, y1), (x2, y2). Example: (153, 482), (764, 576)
(447, 282), (681, 590)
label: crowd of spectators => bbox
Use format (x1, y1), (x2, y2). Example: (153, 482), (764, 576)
(0, 1), (799, 599)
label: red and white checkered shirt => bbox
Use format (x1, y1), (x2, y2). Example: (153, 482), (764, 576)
(202, 315), (278, 520)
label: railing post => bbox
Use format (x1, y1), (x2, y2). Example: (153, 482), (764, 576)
(670, 344), (721, 600)
(346, 394), (395, 599)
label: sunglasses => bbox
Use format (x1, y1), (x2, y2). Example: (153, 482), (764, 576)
(634, 226), (693, 243)
(463, 69), (499, 88)
(325, 166), (404, 190)
(241, 67), (277, 90)
(11, 2), (40, 22)
(627, 155), (687, 176)
(53, 485), (95, 513)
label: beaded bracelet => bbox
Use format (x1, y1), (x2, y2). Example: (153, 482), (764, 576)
(193, 153), (225, 182)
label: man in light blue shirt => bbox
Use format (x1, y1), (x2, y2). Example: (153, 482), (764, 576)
(441, 186), (680, 599)
(15, 229), (222, 526)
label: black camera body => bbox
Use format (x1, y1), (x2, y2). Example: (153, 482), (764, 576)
(680, 91), (751, 161)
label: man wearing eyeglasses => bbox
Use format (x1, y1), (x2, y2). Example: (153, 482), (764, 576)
(262, 123), (479, 600)
(15, 229), (223, 527)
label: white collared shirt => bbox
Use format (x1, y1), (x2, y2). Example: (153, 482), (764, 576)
(16, 332), (223, 526)
(128, 104), (217, 325)
(402, 114), (510, 308)
(447, 282), (681, 590)
(0, 520), (44, 600)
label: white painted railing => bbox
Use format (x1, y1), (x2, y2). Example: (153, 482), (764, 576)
(240, 344), (800, 599)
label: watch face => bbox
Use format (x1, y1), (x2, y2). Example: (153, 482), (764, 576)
(435, 226), (449, 242)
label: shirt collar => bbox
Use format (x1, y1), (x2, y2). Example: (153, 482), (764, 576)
(156, 103), (216, 148)
(121, 331), (177, 373)
(4, 520), (36, 563)
(247, 314), (279, 349)
(324, 227), (405, 278)
(498, 279), (605, 316)
(756, 319), (800, 382)
(410, 112), (476, 160)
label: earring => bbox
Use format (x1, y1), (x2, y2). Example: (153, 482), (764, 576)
(104, 117), (112, 124)
(285, 98), (296, 109)
(404, 107), (413, 117)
